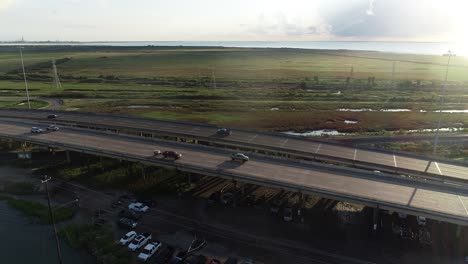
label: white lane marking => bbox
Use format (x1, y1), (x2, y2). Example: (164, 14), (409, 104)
(280, 139), (288, 147)
(434, 162), (443, 175)
(353, 149), (357, 161)
(315, 143), (322, 154)
(393, 155), (398, 168)
(458, 196), (468, 215)
(248, 134), (258, 143)
(189, 126), (200, 132)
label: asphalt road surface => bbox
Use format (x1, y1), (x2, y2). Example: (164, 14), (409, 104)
(1, 119), (468, 225)
(0, 109), (466, 181)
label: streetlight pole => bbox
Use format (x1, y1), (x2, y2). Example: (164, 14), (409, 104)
(42, 175), (63, 264)
(19, 47), (31, 109)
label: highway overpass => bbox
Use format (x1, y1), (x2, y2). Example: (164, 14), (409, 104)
(1, 118), (468, 225)
(0, 109), (467, 184)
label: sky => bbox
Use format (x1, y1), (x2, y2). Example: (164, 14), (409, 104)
(0, 0), (467, 43)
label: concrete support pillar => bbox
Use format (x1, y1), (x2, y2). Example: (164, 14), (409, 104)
(372, 206), (379, 233)
(188, 174), (192, 185)
(141, 164), (146, 180)
(456, 225), (462, 238)
(66, 150), (71, 164)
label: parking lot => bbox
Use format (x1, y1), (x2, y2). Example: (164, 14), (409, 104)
(47, 172), (468, 264)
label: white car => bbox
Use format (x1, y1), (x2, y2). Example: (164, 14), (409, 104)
(128, 233), (152, 251)
(46, 125), (60, 131)
(128, 202), (149, 213)
(417, 216), (427, 226)
(137, 241), (162, 262)
(120, 231), (137, 246)
(31, 127), (43, 133)
(231, 153), (249, 162)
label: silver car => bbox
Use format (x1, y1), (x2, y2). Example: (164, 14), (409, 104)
(31, 127), (43, 133)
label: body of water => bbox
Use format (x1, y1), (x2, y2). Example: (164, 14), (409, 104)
(0, 41), (462, 56)
(0, 201), (95, 264)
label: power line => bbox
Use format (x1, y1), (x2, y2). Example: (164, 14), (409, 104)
(42, 175), (63, 264)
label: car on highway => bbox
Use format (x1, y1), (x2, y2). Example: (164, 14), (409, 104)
(231, 153), (249, 162)
(153, 246), (175, 264)
(128, 233), (152, 251)
(118, 209), (141, 220)
(128, 202), (149, 213)
(137, 241), (162, 262)
(153, 149), (162, 156)
(162, 150), (182, 160)
(120, 231), (137, 246)
(283, 207), (293, 222)
(47, 114), (58, 119)
(118, 217), (137, 229)
(46, 124), (60, 131)
(216, 128), (232, 136)
(31, 127), (43, 133)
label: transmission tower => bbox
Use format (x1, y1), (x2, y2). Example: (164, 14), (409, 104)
(52, 60), (62, 89)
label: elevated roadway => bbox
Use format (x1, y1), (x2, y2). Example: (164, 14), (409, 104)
(1, 119), (468, 225)
(0, 109), (467, 183)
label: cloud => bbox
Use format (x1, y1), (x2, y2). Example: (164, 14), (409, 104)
(0, 0), (14, 10)
(366, 0), (375, 15)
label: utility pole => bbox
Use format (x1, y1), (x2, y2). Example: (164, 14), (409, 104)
(42, 176), (63, 264)
(19, 47), (31, 109)
(52, 60), (62, 90)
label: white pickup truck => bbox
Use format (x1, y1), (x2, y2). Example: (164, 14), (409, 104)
(128, 233), (152, 251)
(137, 241), (162, 262)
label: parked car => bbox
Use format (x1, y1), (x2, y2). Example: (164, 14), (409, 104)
(112, 199), (123, 208)
(224, 257), (238, 264)
(120, 231), (137, 246)
(154, 246), (175, 264)
(46, 124), (60, 131)
(208, 191), (221, 204)
(221, 192), (234, 205)
(184, 254), (208, 264)
(231, 153), (249, 162)
(216, 128), (231, 136)
(118, 217), (137, 229)
(137, 198), (156, 207)
(47, 114), (58, 119)
(128, 202), (149, 213)
(283, 207), (293, 222)
(169, 251), (188, 264)
(162, 150), (182, 160)
(153, 149), (162, 156)
(118, 210), (141, 220)
(209, 259), (222, 264)
(128, 233), (152, 251)
(270, 199), (281, 213)
(417, 216), (427, 226)
(138, 241), (162, 262)
(31, 127), (43, 133)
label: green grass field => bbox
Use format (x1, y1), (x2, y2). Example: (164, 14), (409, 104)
(0, 46), (467, 133)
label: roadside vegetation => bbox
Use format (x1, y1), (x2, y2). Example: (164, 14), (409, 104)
(59, 224), (129, 264)
(374, 141), (468, 161)
(0, 46), (467, 132)
(0, 195), (77, 224)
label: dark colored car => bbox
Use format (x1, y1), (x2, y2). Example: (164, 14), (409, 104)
(184, 254), (207, 264)
(216, 128), (231, 136)
(118, 209), (141, 220)
(162, 150), (182, 160)
(208, 191), (221, 204)
(118, 217), (137, 229)
(154, 246), (175, 264)
(47, 114), (58, 119)
(170, 251), (188, 264)
(111, 199), (123, 208)
(224, 257), (238, 264)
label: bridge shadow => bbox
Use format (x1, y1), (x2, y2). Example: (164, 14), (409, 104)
(216, 160), (243, 170)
